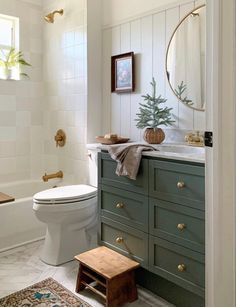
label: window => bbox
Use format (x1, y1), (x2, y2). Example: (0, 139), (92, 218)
(0, 14), (19, 80)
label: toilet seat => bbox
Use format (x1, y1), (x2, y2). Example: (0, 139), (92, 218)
(33, 185), (97, 205)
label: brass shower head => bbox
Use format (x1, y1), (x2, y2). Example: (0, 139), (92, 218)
(44, 9), (64, 23)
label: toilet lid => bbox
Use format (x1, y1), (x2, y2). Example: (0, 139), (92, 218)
(33, 185), (97, 204)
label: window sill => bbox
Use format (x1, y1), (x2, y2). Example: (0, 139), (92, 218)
(0, 78), (20, 81)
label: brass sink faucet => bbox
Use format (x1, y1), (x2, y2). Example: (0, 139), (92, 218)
(185, 131), (204, 147)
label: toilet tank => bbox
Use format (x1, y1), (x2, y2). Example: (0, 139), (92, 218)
(87, 145), (100, 188)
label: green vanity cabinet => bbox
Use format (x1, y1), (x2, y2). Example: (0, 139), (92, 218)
(98, 152), (205, 306)
(99, 184), (148, 232)
(98, 152), (149, 194)
(99, 216), (149, 268)
(149, 236), (205, 297)
(149, 160), (205, 210)
(149, 198), (205, 253)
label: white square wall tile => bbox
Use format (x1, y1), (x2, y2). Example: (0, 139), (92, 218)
(0, 80), (16, 95)
(31, 111), (43, 126)
(0, 112), (16, 126)
(16, 127), (30, 142)
(30, 154), (44, 178)
(74, 27), (85, 45)
(16, 111), (31, 127)
(65, 31), (75, 47)
(16, 156), (31, 172)
(0, 128), (16, 142)
(0, 142), (16, 158)
(74, 60), (84, 77)
(43, 155), (59, 172)
(0, 158), (16, 175)
(16, 141), (31, 156)
(30, 82), (44, 98)
(0, 96), (16, 111)
(30, 8), (43, 25)
(16, 82), (30, 98)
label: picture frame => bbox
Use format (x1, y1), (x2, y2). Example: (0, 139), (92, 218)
(111, 52), (135, 93)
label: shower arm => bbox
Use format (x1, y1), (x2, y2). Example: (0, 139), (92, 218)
(52, 9), (63, 16)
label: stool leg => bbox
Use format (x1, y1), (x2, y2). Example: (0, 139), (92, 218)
(128, 271), (138, 303)
(106, 279), (119, 307)
(75, 264), (85, 293)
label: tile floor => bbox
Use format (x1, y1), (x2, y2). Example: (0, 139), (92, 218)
(0, 240), (174, 307)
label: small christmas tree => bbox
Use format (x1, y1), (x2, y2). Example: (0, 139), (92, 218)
(136, 78), (175, 129)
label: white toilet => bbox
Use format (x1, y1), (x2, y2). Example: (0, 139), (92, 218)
(33, 149), (99, 266)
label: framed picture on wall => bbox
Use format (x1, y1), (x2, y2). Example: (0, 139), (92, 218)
(111, 52), (135, 93)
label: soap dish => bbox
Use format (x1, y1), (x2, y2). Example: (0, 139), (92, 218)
(96, 136), (130, 145)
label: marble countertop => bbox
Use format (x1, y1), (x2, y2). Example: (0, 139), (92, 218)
(87, 142), (205, 164)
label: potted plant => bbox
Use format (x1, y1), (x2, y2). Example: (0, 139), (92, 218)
(135, 78), (175, 144)
(0, 48), (31, 80)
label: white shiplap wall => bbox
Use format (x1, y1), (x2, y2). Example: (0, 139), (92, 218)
(102, 0), (206, 141)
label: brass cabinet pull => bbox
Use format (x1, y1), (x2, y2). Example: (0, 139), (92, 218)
(177, 264), (186, 272)
(177, 181), (185, 189)
(116, 237), (124, 244)
(116, 203), (124, 209)
(177, 223), (186, 231)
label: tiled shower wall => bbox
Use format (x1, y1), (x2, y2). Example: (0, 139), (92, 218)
(43, 0), (88, 184)
(0, 0), (44, 183)
(102, 0), (206, 141)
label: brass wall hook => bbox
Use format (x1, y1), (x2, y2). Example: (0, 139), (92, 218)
(55, 129), (66, 147)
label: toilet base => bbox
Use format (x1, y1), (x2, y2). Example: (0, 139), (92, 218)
(41, 221), (92, 266)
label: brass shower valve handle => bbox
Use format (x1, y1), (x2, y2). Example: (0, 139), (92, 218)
(54, 129), (66, 147)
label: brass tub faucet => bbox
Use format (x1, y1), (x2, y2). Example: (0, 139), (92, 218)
(42, 171), (63, 182)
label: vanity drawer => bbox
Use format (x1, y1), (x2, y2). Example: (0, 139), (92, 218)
(99, 185), (148, 232)
(149, 236), (205, 297)
(98, 152), (148, 195)
(99, 216), (148, 268)
(149, 198), (205, 253)
(149, 160), (205, 210)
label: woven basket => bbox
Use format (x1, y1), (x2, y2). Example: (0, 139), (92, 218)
(143, 128), (165, 144)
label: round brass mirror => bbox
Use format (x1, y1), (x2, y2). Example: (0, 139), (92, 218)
(166, 5), (206, 111)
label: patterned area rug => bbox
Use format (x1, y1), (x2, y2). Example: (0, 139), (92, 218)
(0, 277), (91, 307)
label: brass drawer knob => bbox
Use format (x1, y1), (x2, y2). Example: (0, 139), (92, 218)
(177, 223), (186, 231)
(177, 181), (185, 189)
(116, 203), (124, 209)
(116, 237), (124, 244)
(177, 264), (186, 272)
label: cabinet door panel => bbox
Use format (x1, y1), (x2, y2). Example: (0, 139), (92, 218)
(149, 198), (205, 253)
(149, 236), (205, 297)
(99, 217), (148, 268)
(99, 152), (148, 194)
(100, 185), (148, 232)
(149, 160), (205, 210)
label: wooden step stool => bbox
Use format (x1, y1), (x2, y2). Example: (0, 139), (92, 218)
(74, 246), (140, 307)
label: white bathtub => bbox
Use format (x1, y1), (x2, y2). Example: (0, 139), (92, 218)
(0, 180), (63, 252)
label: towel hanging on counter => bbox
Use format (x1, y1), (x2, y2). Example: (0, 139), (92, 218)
(108, 144), (157, 180)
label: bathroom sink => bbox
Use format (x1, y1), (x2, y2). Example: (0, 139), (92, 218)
(155, 144), (205, 155)
(142, 143), (205, 163)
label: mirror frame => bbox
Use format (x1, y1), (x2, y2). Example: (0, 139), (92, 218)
(165, 4), (206, 112)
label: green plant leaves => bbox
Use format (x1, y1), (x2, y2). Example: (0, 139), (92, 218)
(174, 81), (193, 106)
(136, 77), (175, 129)
(0, 47), (31, 78)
